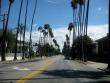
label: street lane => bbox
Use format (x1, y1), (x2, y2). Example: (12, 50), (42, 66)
(26, 56), (110, 83)
(0, 55), (110, 83)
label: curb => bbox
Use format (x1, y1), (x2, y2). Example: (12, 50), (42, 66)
(0, 58), (42, 64)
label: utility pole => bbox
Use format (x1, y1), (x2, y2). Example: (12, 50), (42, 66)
(107, 0), (110, 69)
(0, 0), (1, 14)
(0, 14), (7, 61)
(1, 0), (14, 61)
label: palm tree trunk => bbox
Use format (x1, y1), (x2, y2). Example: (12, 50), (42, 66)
(29, 0), (37, 59)
(1, 2), (12, 61)
(69, 31), (71, 47)
(84, 0), (90, 62)
(81, 2), (86, 62)
(22, 0), (28, 60)
(14, 0), (23, 60)
(0, 0), (1, 14)
(107, 0), (110, 69)
(20, 33), (22, 53)
(72, 9), (75, 45)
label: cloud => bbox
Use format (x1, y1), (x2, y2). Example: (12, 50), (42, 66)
(55, 25), (67, 27)
(32, 24), (37, 27)
(47, 0), (57, 4)
(22, 24), (108, 51)
(98, 7), (102, 11)
(88, 24), (108, 40)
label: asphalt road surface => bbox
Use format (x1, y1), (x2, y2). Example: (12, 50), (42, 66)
(0, 55), (110, 83)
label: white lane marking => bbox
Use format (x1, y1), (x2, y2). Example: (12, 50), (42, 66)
(8, 66), (31, 70)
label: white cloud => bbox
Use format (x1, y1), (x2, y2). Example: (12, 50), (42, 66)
(32, 24), (37, 27)
(47, 0), (57, 4)
(23, 24), (108, 51)
(98, 7), (102, 11)
(88, 24), (108, 40)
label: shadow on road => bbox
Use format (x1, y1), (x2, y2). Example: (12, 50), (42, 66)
(41, 69), (110, 82)
(0, 70), (110, 83)
(84, 81), (110, 83)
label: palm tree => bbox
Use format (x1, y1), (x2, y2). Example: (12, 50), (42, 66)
(0, 0), (1, 14)
(53, 39), (59, 49)
(107, 0), (110, 69)
(14, 0), (23, 60)
(68, 22), (74, 46)
(19, 24), (24, 53)
(71, 0), (78, 45)
(48, 28), (54, 45)
(38, 26), (43, 57)
(38, 26), (43, 39)
(44, 24), (50, 43)
(65, 34), (69, 45)
(71, 0), (86, 60)
(29, 0), (37, 59)
(42, 29), (48, 45)
(22, 0), (28, 60)
(1, 0), (14, 61)
(41, 29), (48, 56)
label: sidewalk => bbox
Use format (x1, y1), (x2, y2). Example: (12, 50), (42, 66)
(0, 57), (42, 64)
(85, 61), (108, 70)
(76, 60), (108, 70)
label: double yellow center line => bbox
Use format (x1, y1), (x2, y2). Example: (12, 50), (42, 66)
(16, 60), (51, 83)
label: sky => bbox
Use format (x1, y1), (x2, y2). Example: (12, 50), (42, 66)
(0, 0), (109, 50)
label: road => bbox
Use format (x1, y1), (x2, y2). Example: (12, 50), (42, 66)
(0, 55), (110, 83)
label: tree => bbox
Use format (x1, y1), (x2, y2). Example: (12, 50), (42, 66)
(44, 24), (50, 44)
(0, 0), (1, 14)
(70, 0), (90, 61)
(66, 34), (69, 44)
(62, 41), (70, 59)
(38, 26), (43, 39)
(19, 24), (24, 53)
(1, 0), (14, 61)
(107, 0), (110, 69)
(38, 26), (43, 57)
(0, 29), (16, 55)
(22, 0), (28, 60)
(29, 0), (37, 59)
(73, 35), (93, 60)
(68, 22), (74, 46)
(71, 0), (78, 45)
(14, 0), (23, 60)
(53, 39), (59, 50)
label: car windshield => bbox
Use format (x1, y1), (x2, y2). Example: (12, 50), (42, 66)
(0, 0), (110, 83)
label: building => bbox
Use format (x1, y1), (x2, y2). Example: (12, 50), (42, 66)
(96, 35), (109, 62)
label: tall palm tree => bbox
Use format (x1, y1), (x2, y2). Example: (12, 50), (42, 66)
(84, 0), (90, 61)
(29, 0), (38, 59)
(53, 39), (58, 49)
(48, 28), (54, 45)
(78, 0), (85, 61)
(68, 22), (74, 47)
(38, 26), (43, 57)
(22, 0), (28, 60)
(38, 26), (43, 45)
(19, 24), (24, 53)
(0, 0), (1, 14)
(1, 0), (14, 61)
(38, 26), (43, 39)
(41, 29), (48, 56)
(42, 29), (48, 44)
(71, 0), (78, 45)
(44, 24), (50, 44)
(14, 0), (23, 60)
(107, 0), (110, 69)
(65, 34), (69, 45)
